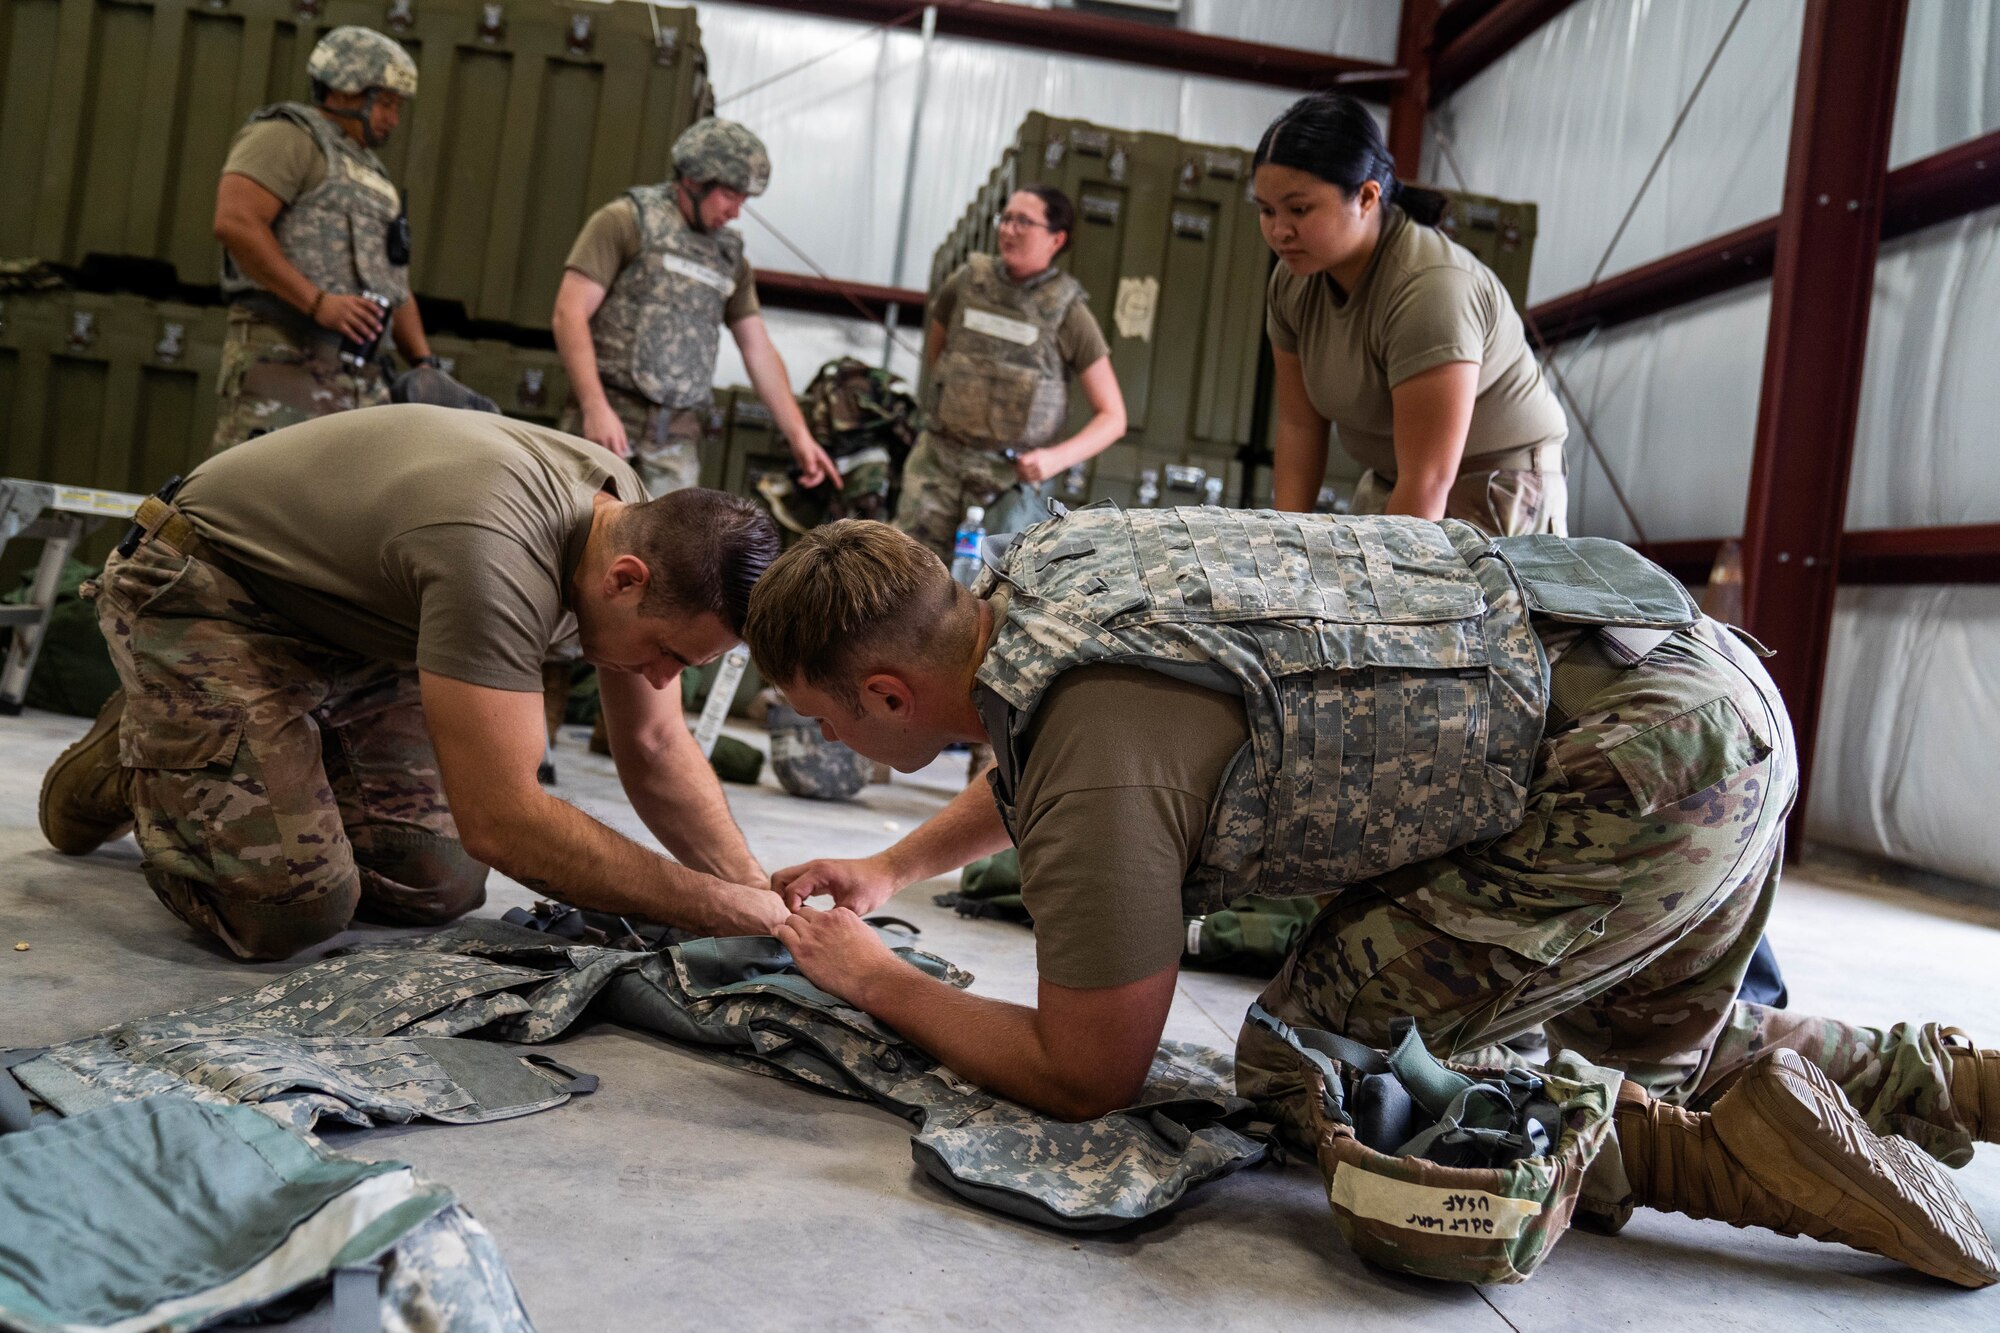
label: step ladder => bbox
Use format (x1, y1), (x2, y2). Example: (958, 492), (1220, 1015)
(0, 479), (144, 714)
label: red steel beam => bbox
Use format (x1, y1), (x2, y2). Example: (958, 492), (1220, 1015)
(1429, 0), (1584, 103)
(1526, 128), (2000, 346)
(756, 269), (927, 325)
(1387, 0), (1442, 178)
(1740, 0), (1907, 840)
(1643, 526), (2000, 588)
(723, 1), (1403, 98)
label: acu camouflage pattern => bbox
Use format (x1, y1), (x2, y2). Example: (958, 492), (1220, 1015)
(10, 922), (1265, 1231)
(92, 533), (487, 960)
(557, 386), (704, 496)
(757, 356), (920, 531)
(930, 253), (1085, 453)
(210, 305), (391, 452)
(590, 183), (741, 412)
(891, 429), (1024, 562)
(671, 117), (771, 196)
(307, 24), (419, 96)
(767, 699), (872, 799)
(976, 506), (1554, 916)
(221, 103), (410, 309)
(1231, 610), (1983, 1230)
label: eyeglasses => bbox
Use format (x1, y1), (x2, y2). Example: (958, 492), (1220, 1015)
(993, 211), (1054, 232)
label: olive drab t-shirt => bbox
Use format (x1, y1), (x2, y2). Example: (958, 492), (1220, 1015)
(929, 266), (1112, 374)
(174, 404), (646, 692)
(1008, 665), (1250, 990)
(219, 117), (330, 204)
(565, 198), (761, 325)
(1265, 204), (1567, 479)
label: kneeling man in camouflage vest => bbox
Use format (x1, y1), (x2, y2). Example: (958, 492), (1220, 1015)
(748, 511), (2000, 1286)
(41, 404), (790, 960)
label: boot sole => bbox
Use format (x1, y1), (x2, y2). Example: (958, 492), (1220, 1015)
(1731, 1050), (1999, 1289)
(38, 701), (132, 856)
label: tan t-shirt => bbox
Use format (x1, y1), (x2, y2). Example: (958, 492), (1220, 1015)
(220, 117), (329, 204)
(564, 198), (760, 325)
(175, 404), (645, 691)
(1004, 664), (1250, 989)
(930, 264), (1111, 373)
(1265, 204), (1566, 479)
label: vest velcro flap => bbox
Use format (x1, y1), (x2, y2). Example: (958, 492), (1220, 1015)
(1493, 536), (1699, 629)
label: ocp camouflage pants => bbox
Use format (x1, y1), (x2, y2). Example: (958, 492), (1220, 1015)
(558, 384), (703, 497)
(209, 309), (390, 454)
(1236, 617), (1975, 1173)
(94, 536), (487, 960)
(1350, 465), (1568, 537)
(890, 430), (1020, 563)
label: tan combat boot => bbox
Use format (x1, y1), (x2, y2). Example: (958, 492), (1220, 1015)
(39, 690), (134, 855)
(1617, 1048), (1998, 1288)
(1942, 1028), (2000, 1143)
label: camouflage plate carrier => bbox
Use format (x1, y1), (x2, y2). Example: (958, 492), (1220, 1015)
(930, 253), (1085, 453)
(220, 102), (409, 309)
(972, 504), (1702, 916)
(590, 182), (741, 413)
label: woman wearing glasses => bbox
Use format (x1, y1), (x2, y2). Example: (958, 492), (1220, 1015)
(894, 187), (1127, 560)
(1255, 93), (1568, 535)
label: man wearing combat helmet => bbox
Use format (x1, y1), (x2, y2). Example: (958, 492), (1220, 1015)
(210, 25), (437, 451)
(743, 513), (2000, 1288)
(552, 117), (837, 498)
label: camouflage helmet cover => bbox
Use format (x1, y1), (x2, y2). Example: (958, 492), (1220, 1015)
(308, 26), (419, 98)
(672, 118), (771, 196)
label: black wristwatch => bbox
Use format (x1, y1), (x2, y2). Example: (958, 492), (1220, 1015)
(410, 354), (442, 370)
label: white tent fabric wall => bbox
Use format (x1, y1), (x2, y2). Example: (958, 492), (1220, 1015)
(959, 0), (1402, 61)
(1419, 0), (1804, 304)
(1552, 284), (1768, 542)
(1893, 0), (2000, 166)
(1810, 587), (2000, 887)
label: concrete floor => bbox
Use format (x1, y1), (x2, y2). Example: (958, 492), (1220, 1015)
(5, 706), (1999, 1331)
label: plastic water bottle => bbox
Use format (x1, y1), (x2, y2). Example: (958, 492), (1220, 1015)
(950, 504), (985, 587)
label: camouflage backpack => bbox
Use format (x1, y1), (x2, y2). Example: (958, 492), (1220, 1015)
(757, 357), (919, 534)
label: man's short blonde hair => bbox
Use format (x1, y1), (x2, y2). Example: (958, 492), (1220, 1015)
(743, 520), (969, 708)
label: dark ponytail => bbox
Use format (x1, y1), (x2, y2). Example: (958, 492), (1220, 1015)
(1254, 92), (1450, 228)
(1020, 184), (1076, 254)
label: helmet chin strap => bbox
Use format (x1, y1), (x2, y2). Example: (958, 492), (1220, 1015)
(679, 177), (717, 234)
(318, 88), (387, 148)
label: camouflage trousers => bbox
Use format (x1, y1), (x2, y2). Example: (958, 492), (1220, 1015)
(93, 533), (487, 960)
(559, 383), (703, 496)
(1351, 461), (1568, 537)
(1236, 617), (1976, 1176)
(891, 430), (1022, 563)
(210, 308), (390, 453)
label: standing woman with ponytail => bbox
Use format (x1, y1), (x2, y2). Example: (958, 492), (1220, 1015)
(1253, 93), (1569, 535)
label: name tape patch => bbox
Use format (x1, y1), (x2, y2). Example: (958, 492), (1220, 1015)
(659, 253), (736, 296)
(963, 307), (1040, 346)
(1328, 1162), (1542, 1240)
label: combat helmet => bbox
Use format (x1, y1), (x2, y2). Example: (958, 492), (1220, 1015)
(672, 118), (771, 197)
(308, 26), (419, 98)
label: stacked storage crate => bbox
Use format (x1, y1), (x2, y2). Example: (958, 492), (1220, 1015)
(0, 0), (713, 509)
(928, 113), (1269, 510)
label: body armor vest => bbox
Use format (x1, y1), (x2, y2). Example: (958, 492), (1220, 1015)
(590, 183), (742, 411)
(220, 103), (409, 308)
(973, 506), (1700, 914)
(930, 253), (1085, 452)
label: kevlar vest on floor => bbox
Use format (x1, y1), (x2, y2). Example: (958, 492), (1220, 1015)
(930, 253), (1084, 452)
(6, 923), (1265, 1231)
(591, 183), (741, 411)
(973, 505), (1701, 914)
(220, 103), (410, 309)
